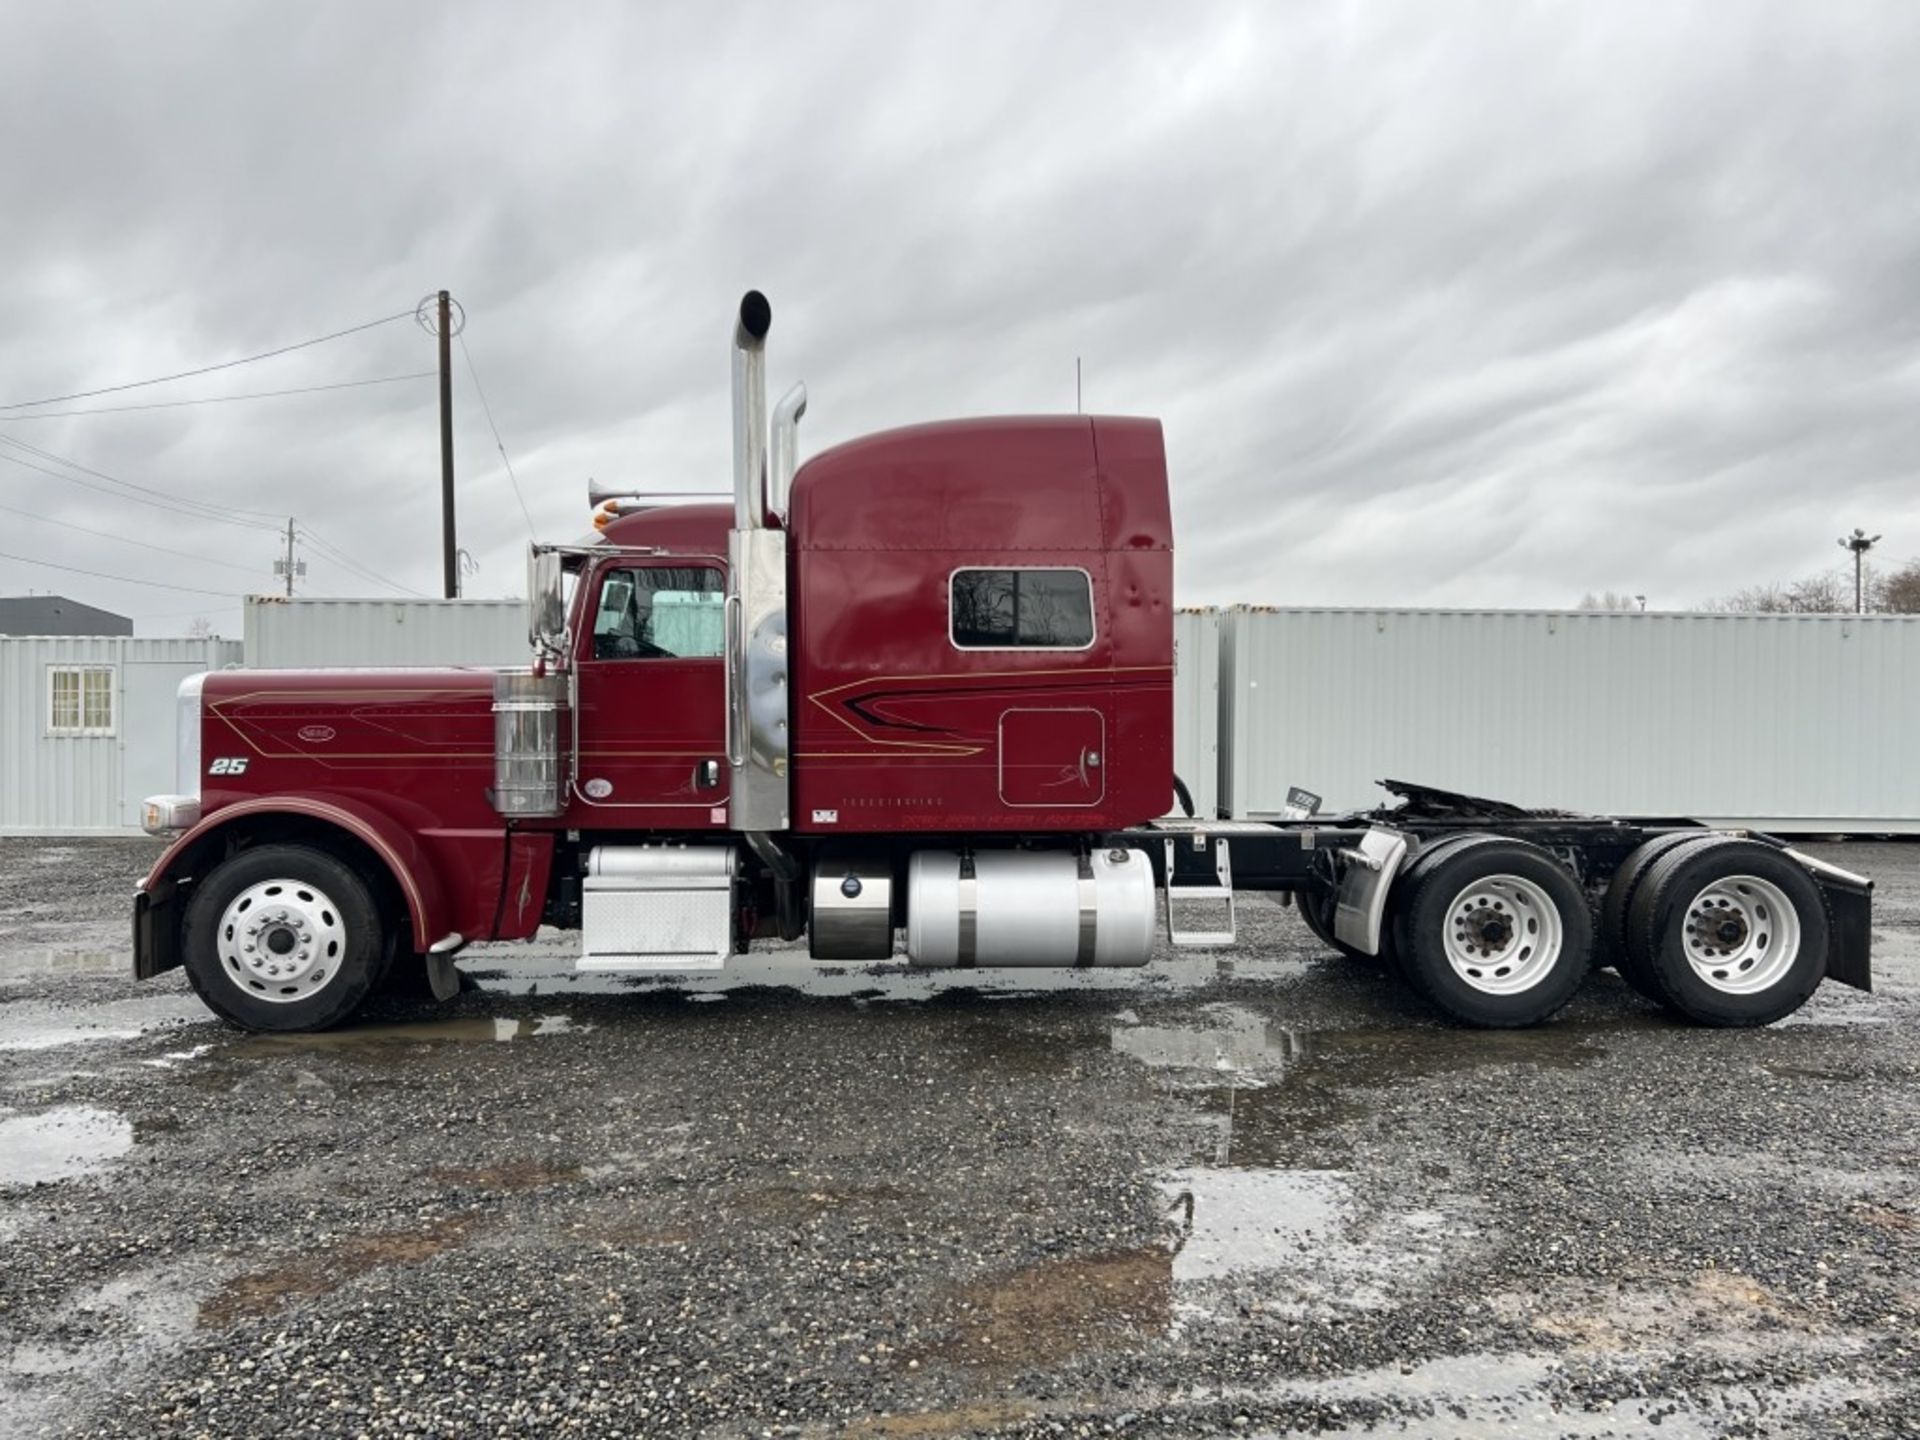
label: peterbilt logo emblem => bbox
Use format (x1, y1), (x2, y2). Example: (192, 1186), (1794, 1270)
(584, 777), (614, 799)
(297, 725), (336, 743)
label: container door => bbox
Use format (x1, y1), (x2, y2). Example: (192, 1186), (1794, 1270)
(571, 561), (730, 821)
(998, 707), (1106, 808)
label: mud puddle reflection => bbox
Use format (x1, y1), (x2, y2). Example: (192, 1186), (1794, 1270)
(0, 1106), (132, 1187)
(0, 951), (124, 982)
(233, 1012), (590, 1054)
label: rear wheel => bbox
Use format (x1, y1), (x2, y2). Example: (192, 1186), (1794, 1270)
(1601, 832), (1711, 1001)
(181, 844), (386, 1032)
(1389, 836), (1593, 1027)
(1625, 839), (1827, 1027)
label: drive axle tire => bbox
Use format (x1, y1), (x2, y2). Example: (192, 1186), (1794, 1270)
(181, 844), (386, 1033)
(1298, 882), (1391, 967)
(1601, 832), (1713, 1001)
(1625, 839), (1827, 1027)
(1389, 836), (1593, 1028)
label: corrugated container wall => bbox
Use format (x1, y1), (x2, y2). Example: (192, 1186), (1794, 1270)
(1219, 608), (1920, 832)
(1172, 609), (1220, 818)
(244, 598), (528, 669)
(1, 636), (242, 835)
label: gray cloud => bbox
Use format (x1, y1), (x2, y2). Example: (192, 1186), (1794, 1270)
(2, 0), (1917, 632)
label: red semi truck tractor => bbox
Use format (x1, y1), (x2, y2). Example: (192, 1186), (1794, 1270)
(133, 293), (1874, 1033)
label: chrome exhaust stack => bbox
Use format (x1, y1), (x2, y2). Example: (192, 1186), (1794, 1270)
(770, 382), (808, 519)
(731, 290), (772, 530)
(725, 289), (791, 835)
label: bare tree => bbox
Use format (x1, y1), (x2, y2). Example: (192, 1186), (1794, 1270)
(184, 615), (214, 639)
(1706, 569), (1852, 613)
(1878, 557), (1920, 614)
(1576, 590), (1642, 611)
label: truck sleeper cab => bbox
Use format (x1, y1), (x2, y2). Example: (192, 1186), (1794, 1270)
(132, 292), (1874, 1034)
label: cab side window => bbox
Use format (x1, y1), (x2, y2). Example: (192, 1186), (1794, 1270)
(591, 566), (725, 660)
(950, 568), (1095, 649)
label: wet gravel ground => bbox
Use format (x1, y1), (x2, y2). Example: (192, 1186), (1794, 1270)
(1, 837), (1917, 1438)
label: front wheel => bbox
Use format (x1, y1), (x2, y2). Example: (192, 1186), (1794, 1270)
(1389, 837), (1593, 1027)
(181, 844), (386, 1032)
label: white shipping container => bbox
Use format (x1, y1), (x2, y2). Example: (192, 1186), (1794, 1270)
(1172, 609), (1220, 818)
(0, 636), (243, 835)
(245, 597), (527, 669)
(1218, 607), (1920, 833)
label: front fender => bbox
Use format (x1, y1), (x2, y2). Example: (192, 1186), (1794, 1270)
(136, 795), (453, 978)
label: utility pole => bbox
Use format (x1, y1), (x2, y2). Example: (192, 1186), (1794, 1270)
(1075, 357), (1082, 415)
(273, 517), (305, 597)
(1838, 527), (1882, 614)
(437, 289), (457, 600)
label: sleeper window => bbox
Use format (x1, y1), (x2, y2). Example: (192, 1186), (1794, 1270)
(950, 568), (1094, 649)
(591, 567), (725, 660)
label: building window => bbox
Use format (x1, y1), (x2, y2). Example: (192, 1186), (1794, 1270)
(48, 666), (115, 735)
(591, 566), (726, 660)
(950, 568), (1095, 649)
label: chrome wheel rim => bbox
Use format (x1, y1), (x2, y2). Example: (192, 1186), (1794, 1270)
(216, 878), (346, 1003)
(1682, 875), (1800, 994)
(1442, 874), (1563, 994)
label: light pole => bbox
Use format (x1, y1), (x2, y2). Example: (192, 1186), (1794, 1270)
(1837, 528), (1882, 614)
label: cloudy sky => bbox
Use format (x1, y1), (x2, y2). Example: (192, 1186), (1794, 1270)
(2, 1), (1917, 635)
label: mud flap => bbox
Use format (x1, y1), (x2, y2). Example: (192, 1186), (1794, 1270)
(425, 952), (462, 1002)
(1819, 876), (1873, 993)
(1787, 848), (1873, 993)
(131, 885), (182, 980)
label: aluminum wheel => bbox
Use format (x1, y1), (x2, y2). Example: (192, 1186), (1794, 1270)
(1681, 875), (1801, 995)
(215, 878), (348, 1003)
(1442, 873), (1564, 995)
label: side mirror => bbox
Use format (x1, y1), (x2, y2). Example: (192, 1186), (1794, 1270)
(527, 548), (568, 659)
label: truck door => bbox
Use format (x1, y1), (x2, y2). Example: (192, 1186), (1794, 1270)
(572, 560), (730, 821)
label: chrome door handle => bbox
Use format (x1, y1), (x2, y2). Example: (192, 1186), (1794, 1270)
(694, 759), (721, 789)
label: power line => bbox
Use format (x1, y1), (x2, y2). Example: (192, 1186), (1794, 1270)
(0, 440), (287, 533)
(457, 332), (537, 539)
(0, 499), (271, 577)
(0, 371), (437, 422)
(297, 523), (428, 597)
(0, 429), (290, 519)
(0, 546), (245, 597)
(0, 309), (416, 412)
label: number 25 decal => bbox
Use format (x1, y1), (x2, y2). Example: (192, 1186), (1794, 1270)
(208, 757), (249, 776)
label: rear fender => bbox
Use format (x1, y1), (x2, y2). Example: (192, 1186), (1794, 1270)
(135, 795), (453, 979)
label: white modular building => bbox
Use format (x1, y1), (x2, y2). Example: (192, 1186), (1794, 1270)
(0, 635), (242, 835)
(1197, 607), (1920, 834)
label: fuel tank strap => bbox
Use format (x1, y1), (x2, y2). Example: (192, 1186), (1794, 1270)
(956, 852), (977, 968)
(1075, 852), (1097, 967)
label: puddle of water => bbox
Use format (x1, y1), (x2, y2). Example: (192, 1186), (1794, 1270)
(1160, 1166), (1343, 1281)
(1226, 1352), (1882, 1439)
(0, 1260), (205, 1437)
(0, 1106), (133, 1187)
(1156, 1165), (1461, 1322)
(460, 934), (1264, 1002)
(0, 951), (122, 981)
(1111, 1004), (1307, 1085)
(233, 1013), (586, 1053)
(0, 993), (209, 1052)
(139, 1044), (214, 1070)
